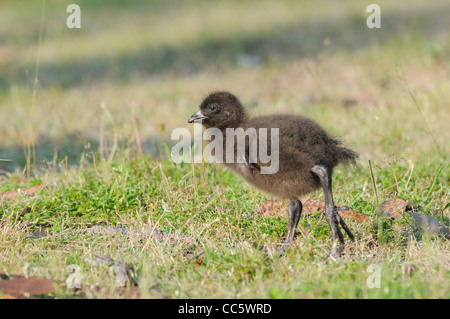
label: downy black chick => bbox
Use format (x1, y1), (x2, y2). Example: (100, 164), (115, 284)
(188, 91), (358, 256)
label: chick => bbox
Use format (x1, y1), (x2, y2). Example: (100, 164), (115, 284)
(188, 91), (358, 256)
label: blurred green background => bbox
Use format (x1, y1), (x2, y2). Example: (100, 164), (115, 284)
(0, 0), (449, 172)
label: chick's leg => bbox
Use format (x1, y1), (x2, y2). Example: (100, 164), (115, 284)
(311, 164), (354, 257)
(280, 199), (302, 253)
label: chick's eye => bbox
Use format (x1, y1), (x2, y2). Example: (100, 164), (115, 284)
(208, 103), (219, 112)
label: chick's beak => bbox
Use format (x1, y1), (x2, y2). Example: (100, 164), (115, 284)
(188, 110), (208, 123)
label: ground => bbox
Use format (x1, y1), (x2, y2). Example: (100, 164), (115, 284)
(0, 0), (449, 298)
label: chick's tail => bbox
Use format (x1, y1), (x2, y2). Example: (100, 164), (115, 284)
(336, 145), (359, 167)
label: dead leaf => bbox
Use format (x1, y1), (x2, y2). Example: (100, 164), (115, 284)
(336, 206), (368, 222)
(255, 199), (285, 217)
(379, 199), (411, 219)
(1, 185), (43, 200)
(193, 250), (205, 266)
(195, 256), (204, 266)
(379, 199), (449, 239)
(0, 274), (56, 297)
(303, 198), (326, 215)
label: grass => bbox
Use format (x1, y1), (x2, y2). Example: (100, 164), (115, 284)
(0, 0), (449, 299)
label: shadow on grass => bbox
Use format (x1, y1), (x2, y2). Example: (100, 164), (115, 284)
(1, 2), (449, 173)
(0, 131), (170, 173)
(1, 2), (449, 90)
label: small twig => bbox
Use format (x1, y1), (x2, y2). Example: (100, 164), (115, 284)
(92, 156), (103, 181)
(404, 81), (441, 156)
(98, 102), (106, 161)
(198, 218), (220, 236)
(26, 0), (46, 179)
(391, 163), (400, 195)
(193, 250), (205, 260)
(424, 163), (443, 204)
(106, 113), (118, 163)
(157, 161), (173, 201)
(189, 146), (197, 209)
(368, 160), (379, 217)
(405, 159), (414, 190)
(130, 103), (143, 157)
(65, 155), (70, 187)
(215, 164), (226, 206)
(200, 160), (207, 189)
